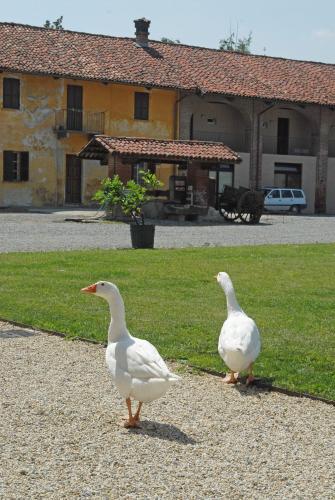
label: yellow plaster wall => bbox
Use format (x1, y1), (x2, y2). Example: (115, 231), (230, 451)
(0, 73), (177, 206)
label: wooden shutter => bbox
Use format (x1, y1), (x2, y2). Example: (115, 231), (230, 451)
(3, 151), (16, 181)
(67, 85), (83, 130)
(20, 152), (29, 181)
(3, 78), (20, 109)
(134, 92), (149, 120)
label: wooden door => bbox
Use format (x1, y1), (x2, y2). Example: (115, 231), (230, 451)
(65, 155), (82, 204)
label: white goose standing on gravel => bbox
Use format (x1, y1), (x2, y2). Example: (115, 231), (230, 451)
(216, 272), (261, 384)
(81, 281), (181, 428)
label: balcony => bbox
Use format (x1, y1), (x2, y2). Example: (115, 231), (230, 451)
(262, 135), (313, 156)
(55, 109), (105, 136)
(193, 130), (250, 153)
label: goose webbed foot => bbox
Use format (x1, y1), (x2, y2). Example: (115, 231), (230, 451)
(124, 417), (141, 429)
(123, 398), (142, 428)
(223, 371), (239, 384)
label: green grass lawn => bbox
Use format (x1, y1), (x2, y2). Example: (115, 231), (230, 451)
(1, 244), (334, 400)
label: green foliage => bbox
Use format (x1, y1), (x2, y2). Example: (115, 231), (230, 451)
(0, 244), (334, 400)
(92, 175), (124, 209)
(219, 31), (252, 54)
(93, 171), (162, 224)
(161, 37), (181, 44)
(122, 180), (147, 218)
(44, 16), (64, 30)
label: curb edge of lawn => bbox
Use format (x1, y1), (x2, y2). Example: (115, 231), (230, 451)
(2, 317), (334, 408)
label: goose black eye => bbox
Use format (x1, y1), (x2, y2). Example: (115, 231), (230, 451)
(101, 283), (105, 286)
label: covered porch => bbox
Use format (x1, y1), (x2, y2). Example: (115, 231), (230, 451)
(79, 135), (240, 220)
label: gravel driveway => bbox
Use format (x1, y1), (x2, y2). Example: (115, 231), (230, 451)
(1, 210), (335, 252)
(1, 321), (334, 499)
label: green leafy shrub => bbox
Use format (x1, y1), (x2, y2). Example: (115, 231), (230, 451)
(93, 170), (162, 225)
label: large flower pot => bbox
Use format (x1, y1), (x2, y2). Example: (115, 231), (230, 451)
(130, 224), (155, 249)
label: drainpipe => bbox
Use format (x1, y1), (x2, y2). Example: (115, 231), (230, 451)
(254, 101), (275, 189)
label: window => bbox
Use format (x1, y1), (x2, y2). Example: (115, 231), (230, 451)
(3, 78), (20, 109)
(270, 189), (280, 198)
(281, 190), (293, 198)
(3, 151), (29, 181)
(134, 92), (149, 120)
(274, 163), (302, 188)
(293, 190), (303, 198)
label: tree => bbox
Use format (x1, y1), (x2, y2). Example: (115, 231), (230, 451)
(44, 16), (64, 30)
(219, 31), (252, 54)
(161, 37), (181, 44)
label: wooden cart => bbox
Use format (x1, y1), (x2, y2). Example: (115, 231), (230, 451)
(218, 185), (264, 224)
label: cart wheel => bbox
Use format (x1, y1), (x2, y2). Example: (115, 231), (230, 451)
(219, 207), (240, 221)
(238, 191), (263, 224)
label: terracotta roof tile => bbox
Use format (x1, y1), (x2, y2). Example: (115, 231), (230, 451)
(79, 136), (240, 162)
(1, 22), (335, 106)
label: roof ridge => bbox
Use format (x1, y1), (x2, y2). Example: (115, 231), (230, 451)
(1, 20), (334, 68)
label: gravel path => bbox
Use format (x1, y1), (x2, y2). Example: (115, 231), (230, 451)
(1, 321), (334, 499)
(1, 211), (335, 252)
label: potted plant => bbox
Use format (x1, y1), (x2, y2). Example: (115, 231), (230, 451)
(93, 171), (162, 248)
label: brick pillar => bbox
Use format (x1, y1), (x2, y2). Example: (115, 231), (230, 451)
(315, 108), (331, 213)
(187, 162), (209, 206)
(249, 100), (268, 190)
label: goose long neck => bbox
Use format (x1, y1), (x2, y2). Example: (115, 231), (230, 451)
(107, 292), (128, 343)
(221, 278), (242, 315)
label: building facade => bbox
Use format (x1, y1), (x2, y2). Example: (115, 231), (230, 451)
(1, 19), (335, 213)
(0, 72), (177, 207)
(179, 93), (335, 214)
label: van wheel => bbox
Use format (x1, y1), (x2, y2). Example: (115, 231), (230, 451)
(290, 205), (301, 214)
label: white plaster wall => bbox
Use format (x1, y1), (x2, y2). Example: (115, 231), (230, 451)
(262, 155), (316, 213)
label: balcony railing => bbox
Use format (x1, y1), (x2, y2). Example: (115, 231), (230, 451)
(55, 109), (105, 134)
(262, 135), (313, 156)
(193, 130), (250, 153)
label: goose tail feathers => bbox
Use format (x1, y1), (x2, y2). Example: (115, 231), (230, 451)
(168, 373), (182, 383)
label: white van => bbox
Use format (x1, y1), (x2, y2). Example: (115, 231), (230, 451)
(263, 188), (307, 213)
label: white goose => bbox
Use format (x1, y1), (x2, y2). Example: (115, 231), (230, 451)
(216, 272), (261, 384)
(81, 281), (181, 428)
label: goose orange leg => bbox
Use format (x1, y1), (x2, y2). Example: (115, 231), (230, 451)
(134, 402), (143, 424)
(124, 398), (141, 428)
(246, 363), (255, 385)
(223, 370), (238, 384)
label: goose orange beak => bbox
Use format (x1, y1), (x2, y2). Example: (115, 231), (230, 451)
(81, 283), (97, 294)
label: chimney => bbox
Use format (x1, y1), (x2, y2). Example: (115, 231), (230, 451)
(134, 18), (151, 47)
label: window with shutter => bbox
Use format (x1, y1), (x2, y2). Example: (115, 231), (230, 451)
(3, 78), (20, 109)
(134, 92), (149, 120)
(3, 151), (29, 181)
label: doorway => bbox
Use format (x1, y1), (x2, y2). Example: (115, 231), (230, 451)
(277, 118), (289, 155)
(65, 155), (82, 204)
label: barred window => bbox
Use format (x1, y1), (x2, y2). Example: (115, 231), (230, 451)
(3, 151), (29, 182)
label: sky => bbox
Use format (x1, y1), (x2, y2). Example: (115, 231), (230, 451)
(1, 0), (335, 63)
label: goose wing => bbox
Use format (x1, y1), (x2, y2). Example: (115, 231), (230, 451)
(108, 337), (175, 381)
